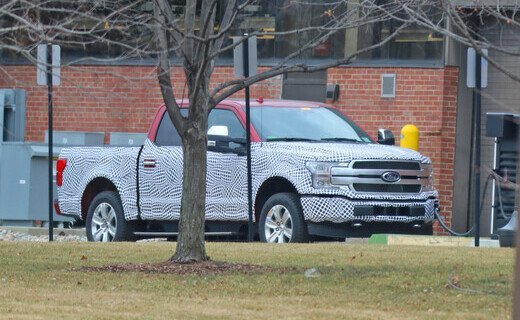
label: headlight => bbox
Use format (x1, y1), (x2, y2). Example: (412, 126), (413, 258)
(305, 161), (347, 189)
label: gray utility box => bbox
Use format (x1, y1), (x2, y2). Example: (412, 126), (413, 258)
(0, 89), (26, 143)
(0, 89), (26, 162)
(109, 132), (147, 146)
(45, 130), (104, 146)
(0, 142), (69, 226)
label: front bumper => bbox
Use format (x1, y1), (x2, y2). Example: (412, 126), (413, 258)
(300, 196), (436, 223)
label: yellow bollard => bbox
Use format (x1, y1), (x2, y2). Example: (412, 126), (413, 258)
(400, 124), (419, 151)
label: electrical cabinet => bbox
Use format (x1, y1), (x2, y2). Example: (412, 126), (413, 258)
(486, 112), (518, 235)
(0, 131), (104, 226)
(45, 130), (104, 145)
(109, 132), (147, 146)
(0, 142), (69, 226)
(0, 89), (26, 143)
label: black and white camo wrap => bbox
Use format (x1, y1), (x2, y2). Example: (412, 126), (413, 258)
(58, 146), (141, 220)
(301, 197), (436, 223)
(138, 139), (248, 221)
(58, 138), (438, 224)
(249, 142), (437, 201)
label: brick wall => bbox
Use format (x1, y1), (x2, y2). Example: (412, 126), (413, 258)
(0, 64), (457, 231)
(0, 66), (282, 142)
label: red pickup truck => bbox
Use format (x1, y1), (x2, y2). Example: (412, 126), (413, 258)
(56, 99), (438, 242)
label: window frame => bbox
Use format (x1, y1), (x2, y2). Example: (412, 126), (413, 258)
(153, 106), (247, 148)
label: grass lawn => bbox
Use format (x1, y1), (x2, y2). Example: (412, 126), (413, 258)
(0, 242), (514, 320)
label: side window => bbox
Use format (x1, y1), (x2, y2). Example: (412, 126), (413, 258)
(155, 113), (182, 147)
(208, 109), (245, 139)
(155, 108), (244, 147)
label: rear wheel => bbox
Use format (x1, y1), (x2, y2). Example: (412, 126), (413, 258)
(259, 193), (308, 243)
(86, 191), (135, 242)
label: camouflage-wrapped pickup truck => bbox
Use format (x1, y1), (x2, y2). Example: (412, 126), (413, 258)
(56, 99), (438, 242)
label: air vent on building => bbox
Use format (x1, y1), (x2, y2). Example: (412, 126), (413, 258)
(381, 74), (396, 98)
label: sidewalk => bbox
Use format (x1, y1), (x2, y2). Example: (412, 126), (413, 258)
(368, 234), (500, 247)
(0, 226), (85, 237)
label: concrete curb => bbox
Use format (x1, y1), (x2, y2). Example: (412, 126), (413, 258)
(0, 226), (85, 237)
(369, 234), (500, 247)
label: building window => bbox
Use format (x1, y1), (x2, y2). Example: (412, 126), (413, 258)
(353, 21), (444, 62)
(0, 1), (444, 66)
(219, 1), (443, 65)
(218, 0), (347, 62)
(347, 4), (444, 63)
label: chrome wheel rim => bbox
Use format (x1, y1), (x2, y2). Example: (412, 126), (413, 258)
(91, 203), (117, 242)
(264, 205), (293, 243)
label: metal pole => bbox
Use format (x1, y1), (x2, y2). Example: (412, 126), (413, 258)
(47, 44), (54, 242)
(474, 52), (482, 247)
(243, 36), (254, 242)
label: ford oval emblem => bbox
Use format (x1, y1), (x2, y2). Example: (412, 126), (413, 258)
(381, 171), (401, 183)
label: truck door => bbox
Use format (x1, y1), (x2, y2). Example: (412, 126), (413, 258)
(205, 109), (248, 221)
(138, 111), (184, 220)
(138, 108), (248, 221)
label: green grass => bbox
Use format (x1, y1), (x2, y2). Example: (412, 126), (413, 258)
(0, 242), (514, 319)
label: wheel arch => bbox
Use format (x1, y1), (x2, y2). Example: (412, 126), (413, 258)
(81, 177), (119, 221)
(254, 176), (298, 221)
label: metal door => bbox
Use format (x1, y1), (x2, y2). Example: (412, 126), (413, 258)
(282, 70), (327, 102)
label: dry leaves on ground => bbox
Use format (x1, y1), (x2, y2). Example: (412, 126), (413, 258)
(77, 260), (294, 276)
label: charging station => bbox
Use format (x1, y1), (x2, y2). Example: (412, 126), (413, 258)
(486, 112), (518, 236)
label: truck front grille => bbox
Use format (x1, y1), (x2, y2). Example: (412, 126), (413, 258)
(352, 161), (421, 170)
(331, 160), (430, 194)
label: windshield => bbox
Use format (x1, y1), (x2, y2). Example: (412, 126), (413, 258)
(249, 106), (373, 143)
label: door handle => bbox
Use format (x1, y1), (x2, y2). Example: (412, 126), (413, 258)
(143, 159), (156, 168)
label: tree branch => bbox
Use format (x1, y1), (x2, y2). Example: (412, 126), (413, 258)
(153, 0), (186, 135)
(212, 22), (410, 103)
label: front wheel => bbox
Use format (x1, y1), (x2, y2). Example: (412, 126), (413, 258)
(86, 191), (135, 242)
(259, 193), (309, 243)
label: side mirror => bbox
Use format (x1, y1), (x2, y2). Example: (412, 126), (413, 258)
(377, 128), (395, 145)
(208, 125), (229, 137)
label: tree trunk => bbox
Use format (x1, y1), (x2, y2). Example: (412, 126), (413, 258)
(171, 113), (209, 263)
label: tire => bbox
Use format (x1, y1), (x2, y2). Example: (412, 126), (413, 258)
(86, 191), (135, 242)
(259, 193), (309, 243)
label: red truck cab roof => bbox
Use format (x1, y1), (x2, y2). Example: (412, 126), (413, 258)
(229, 99), (330, 109)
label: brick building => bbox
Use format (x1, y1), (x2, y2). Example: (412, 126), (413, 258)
(1, 1), (518, 235)
(0, 67), (459, 234)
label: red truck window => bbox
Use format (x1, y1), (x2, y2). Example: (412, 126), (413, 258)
(155, 112), (183, 146)
(208, 109), (246, 140)
(155, 108), (245, 147)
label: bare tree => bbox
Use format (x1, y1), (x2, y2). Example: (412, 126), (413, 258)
(1, 0), (410, 262)
(2, 0), (520, 268)
(150, 0), (411, 262)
